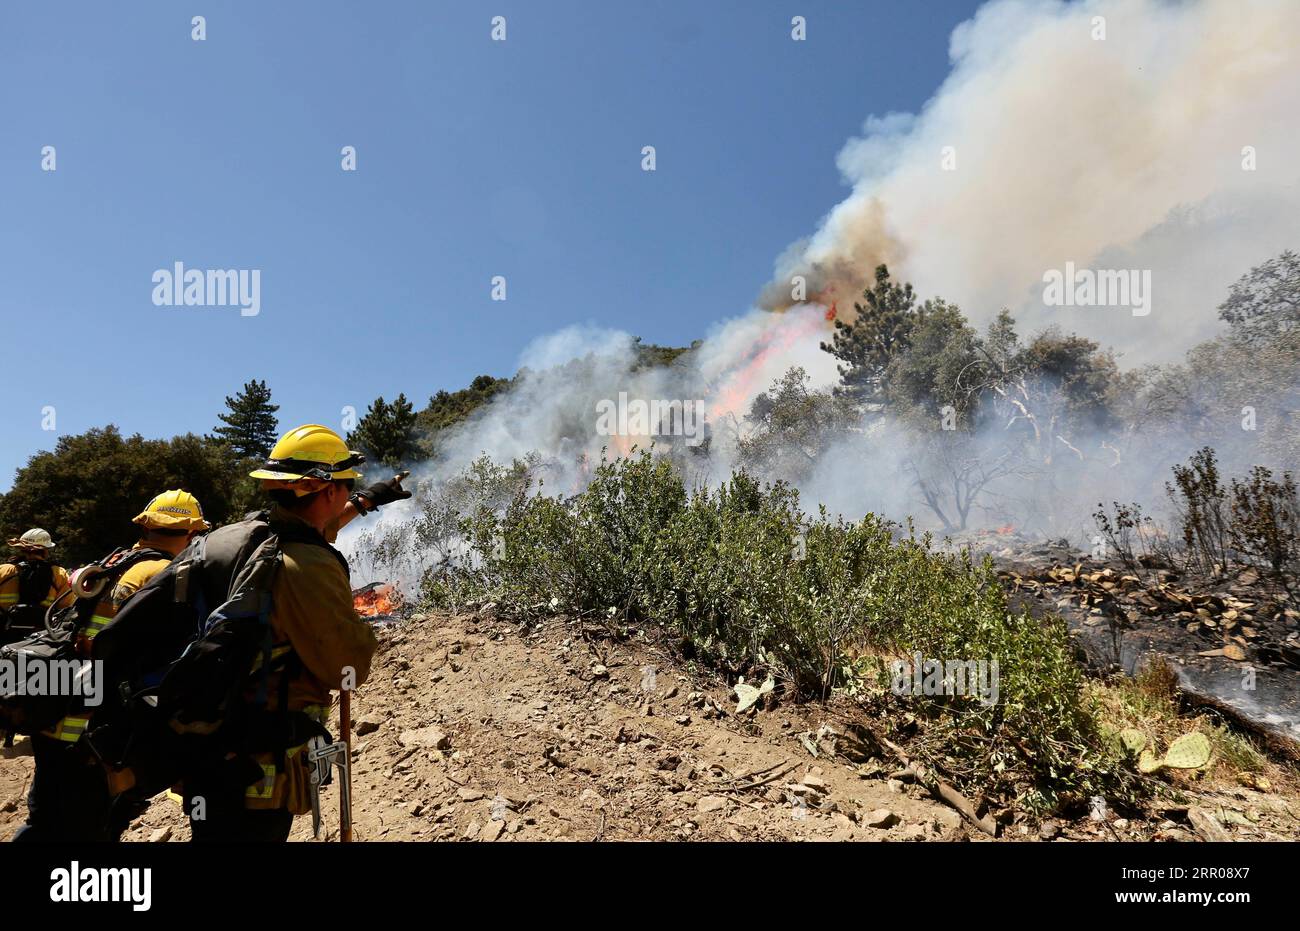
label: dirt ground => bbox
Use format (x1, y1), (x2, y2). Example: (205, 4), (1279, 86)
(3, 609), (1297, 842)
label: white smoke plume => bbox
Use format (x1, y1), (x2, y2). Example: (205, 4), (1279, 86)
(341, 308), (839, 583)
(765, 0), (1299, 365)
(342, 0), (1299, 581)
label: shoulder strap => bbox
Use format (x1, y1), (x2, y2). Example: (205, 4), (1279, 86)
(127, 548), (172, 565)
(267, 515), (350, 574)
(96, 547), (171, 591)
(172, 512), (274, 613)
(203, 519), (270, 571)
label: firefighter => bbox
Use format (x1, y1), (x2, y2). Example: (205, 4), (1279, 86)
(183, 424), (408, 841)
(78, 491), (213, 644)
(0, 529), (69, 645)
(12, 492), (209, 842)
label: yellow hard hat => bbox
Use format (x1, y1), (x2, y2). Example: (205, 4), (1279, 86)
(249, 424), (365, 487)
(133, 490), (211, 531)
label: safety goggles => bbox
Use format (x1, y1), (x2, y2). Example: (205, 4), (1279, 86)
(260, 452), (366, 481)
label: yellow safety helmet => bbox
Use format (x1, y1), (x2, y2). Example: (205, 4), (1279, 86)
(133, 490), (211, 532)
(249, 424), (365, 490)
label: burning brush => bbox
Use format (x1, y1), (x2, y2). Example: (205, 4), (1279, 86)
(352, 581), (405, 621)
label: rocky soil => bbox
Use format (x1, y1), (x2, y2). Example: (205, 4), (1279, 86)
(3, 604), (1298, 842)
(1, 610), (962, 842)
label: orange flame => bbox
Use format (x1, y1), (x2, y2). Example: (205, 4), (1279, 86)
(353, 583), (403, 617)
(819, 286), (839, 322)
(708, 309), (828, 421)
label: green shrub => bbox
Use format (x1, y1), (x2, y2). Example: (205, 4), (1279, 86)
(418, 451), (1135, 812)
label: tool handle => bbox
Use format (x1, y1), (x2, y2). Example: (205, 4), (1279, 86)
(340, 689), (353, 842)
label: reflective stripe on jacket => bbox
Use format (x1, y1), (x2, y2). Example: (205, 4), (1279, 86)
(43, 546), (170, 740)
(0, 561), (69, 608)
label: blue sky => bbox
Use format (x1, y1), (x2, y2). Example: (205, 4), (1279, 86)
(0, 0), (983, 488)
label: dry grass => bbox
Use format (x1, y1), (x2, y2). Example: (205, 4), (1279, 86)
(1091, 659), (1297, 801)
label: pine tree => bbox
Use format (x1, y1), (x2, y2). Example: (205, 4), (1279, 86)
(213, 380), (280, 459)
(347, 393), (420, 468)
(820, 264), (917, 406)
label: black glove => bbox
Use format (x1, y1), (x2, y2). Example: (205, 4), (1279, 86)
(351, 474), (412, 514)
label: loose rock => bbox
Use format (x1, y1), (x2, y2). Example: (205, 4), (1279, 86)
(398, 727), (451, 751)
(864, 808), (899, 829)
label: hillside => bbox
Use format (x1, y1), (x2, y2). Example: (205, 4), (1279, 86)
(5, 607), (1297, 843)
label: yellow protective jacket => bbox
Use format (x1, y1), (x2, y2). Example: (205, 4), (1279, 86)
(243, 506), (377, 812)
(0, 559), (69, 613)
(45, 544), (172, 744)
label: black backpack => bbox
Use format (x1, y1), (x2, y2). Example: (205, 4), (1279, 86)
(0, 624), (77, 743)
(0, 548), (168, 743)
(85, 512), (341, 798)
(0, 558), (55, 643)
